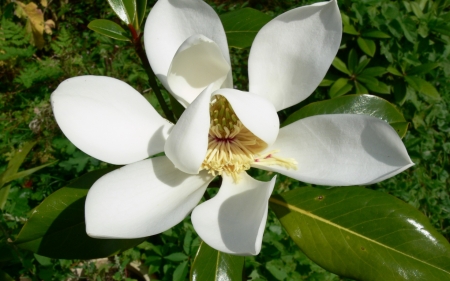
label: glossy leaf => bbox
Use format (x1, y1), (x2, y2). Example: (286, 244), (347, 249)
(329, 78), (352, 98)
(332, 57), (351, 75)
(357, 37), (376, 57)
(190, 241), (244, 281)
(361, 67), (386, 77)
(283, 94), (408, 138)
(107, 0), (131, 24)
(270, 187), (450, 281)
(88, 19), (130, 41)
(220, 8), (272, 49)
(15, 167), (145, 259)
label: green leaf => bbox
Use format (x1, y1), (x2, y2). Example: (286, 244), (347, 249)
(407, 62), (440, 76)
(329, 78), (353, 98)
(135, 0), (147, 29)
(319, 78), (335, 87)
(354, 57), (371, 74)
(332, 57), (351, 75)
(1, 141), (36, 186)
(387, 65), (403, 76)
(1, 161), (57, 185)
(283, 94), (407, 138)
(270, 187), (450, 281)
(354, 81), (369, 94)
(405, 76), (441, 100)
(14, 167), (145, 259)
(357, 37), (376, 57)
(347, 49), (358, 74)
(123, 0), (137, 27)
(0, 185), (11, 210)
(174, 260), (189, 281)
(0, 270), (14, 281)
(190, 241), (244, 281)
(165, 252), (188, 262)
(220, 8), (272, 49)
(361, 67), (386, 77)
(393, 80), (408, 104)
(362, 30), (391, 38)
(107, 0), (134, 24)
(391, 122), (410, 138)
(88, 19), (130, 41)
(355, 74), (378, 85)
(410, 1), (424, 18)
(343, 24), (359, 35)
(362, 79), (391, 94)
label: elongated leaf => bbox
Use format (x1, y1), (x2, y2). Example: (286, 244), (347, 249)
(123, 0), (136, 27)
(387, 65), (403, 76)
(393, 80), (407, 104)
(1, 161), (56, 185)
(355, 57), (371, 74)
(135, 0), (147, 29)
(107, 0), (131, 24)
(88, 19), (130, 41)
(332, 57), (351, 75)
(1, 142), (36, 185)
(190, 241), (244, 281)
(283, 94), (408, 138)
(361, 67), (386, 77)
(357, 37), (376, 57)
(348, 49), (358, 74)
(405, 76), (441, 100)
(270, 187), (450, 281)
(220, 8), (272, 49)
(15, 167), (145, 259)
(329, 78), (353, 98)
(0, 185), (11, 210)
(362, 30), (391, 38)
(343, 24), (359, 35)
(407, 62), (440, 76)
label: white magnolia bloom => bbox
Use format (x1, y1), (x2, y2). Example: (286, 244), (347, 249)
(51, 0), (413, 255)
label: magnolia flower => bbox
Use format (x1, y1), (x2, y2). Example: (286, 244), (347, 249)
(51, 0), (413, 255)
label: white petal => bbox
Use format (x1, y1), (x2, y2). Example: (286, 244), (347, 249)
(214, 89), (279, 146)
(168, 35), (231, 107)
(253, 114), (413, 186)
(164, 84), (214, 174)
(85, 156), (213, 238)
(51, 76), (172, 165)
(248, 0), (342, 111)
(144, 0), (230, 96)
(191, 173), (276, 255)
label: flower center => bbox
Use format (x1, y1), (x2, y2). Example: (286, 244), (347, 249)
(201, 95), (297, 182)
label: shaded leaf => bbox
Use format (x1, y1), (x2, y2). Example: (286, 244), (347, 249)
(283, 94), (407, 138)
(1, 141), (36, 184)
(190, 241), (244, 281)
(0, 270), (14, 281)
(348, 49), (358, 74)
(0, 185), (11, 210)
(357, 37), (376, 57)
(220, 8), (272, 49)
(354, 81), (369, 94)
(407, 62), (440, 76)
(15, 167), (145, 259)
(405, 76), (441, 100)
(1, 161), (57, 185)
(270, 187), (450, 281)
(355, 57), (371, 74)
(135, 0), (147, 29)
(329, 78), (353, 98)
(343, 24), (359, 35)
(174, 260), (189, 281)
(393, 80), (408, 104)
(387, 66), (403, 76)
(88, 19), (130, 41)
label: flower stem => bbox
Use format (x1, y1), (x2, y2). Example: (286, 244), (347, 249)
(129, 25), (176, 124)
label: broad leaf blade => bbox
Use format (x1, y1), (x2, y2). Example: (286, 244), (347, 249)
(357, 37), (376, 57)
(88, 19), (130, 41)
(190, 241), (244, 281)
(135, 0), (147, 29)
(107, 0), (130, 24)
(283, 94), (408, 138)
(15, 167), (145, 259)
(220, 8), (272, 49)
(270, 187), (450, 281)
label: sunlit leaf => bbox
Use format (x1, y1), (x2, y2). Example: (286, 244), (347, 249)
(283, 94), (408, 138)
(329, 78), (352, 98)
(220, 8), (272, 49)
(190, 241), (244, 281)
(15, 167), (145, 259)
(107, 0), (131, 24)
(405, 76), (441, 100)
(88, 19), (130, 41)
(135, 0), (147, 29)
(343, 24), (359, 35)
(357, 37), (376, 57)
(270, 187), (450, 281)
(362, 30), (391, 38)
(332, 57), (351, 75)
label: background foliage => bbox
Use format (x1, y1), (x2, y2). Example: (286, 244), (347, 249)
(0, 0), (449, 280)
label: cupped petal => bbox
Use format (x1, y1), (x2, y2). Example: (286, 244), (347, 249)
(51, 76), (172, 165)
(214, 89), (279, 146)
(167, 34), (231, 107)
(253, 114), (414, 186)
(164, 84), (214, 174)
(248, 0), (342, 111)
(144, 0), (230, 93)
(191, 173), (276, 255)
(86, 156), (213, 238)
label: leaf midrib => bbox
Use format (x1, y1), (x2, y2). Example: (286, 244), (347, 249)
(269, 197), (450, 275)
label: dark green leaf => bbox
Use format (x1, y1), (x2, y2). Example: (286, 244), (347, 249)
(362, 30), (391, 38)
(393, 80), (408, 104)
(123, 0), (137, 27)
(363, 79), (391, 94)
(0, 270), (14, 281)
(220, 8), (272, 49)
(190, 241), (244, 281)
(410, 2), (424, 18)
(107, 0), (132, 24)
(361, 67), (386, 77)
(348, 49), (358, 74)
(1, 161), (57, 185)
(0, 185), (11, 210)
(165, 252), (188, 262)
(329, 78), (353, 98)
(354, 81), (369, 94)
(135, 0), (147, 29)
(407, 62), (440, 76)
(405, 76), (441, 100)
(357, 37), (376, 57)
(15, 167), (145, 259)
(355, 57), (371, 74)
(283, 94), (407, 137)
(174, 260), (189, 281)
(270, 187), (450, 281)
(88, 19), (130, 41)
(1, 142), (36, 186)
(391, 122), (409, 138)
(332, 57), (351, 75)
(387, 66), (403, 76)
